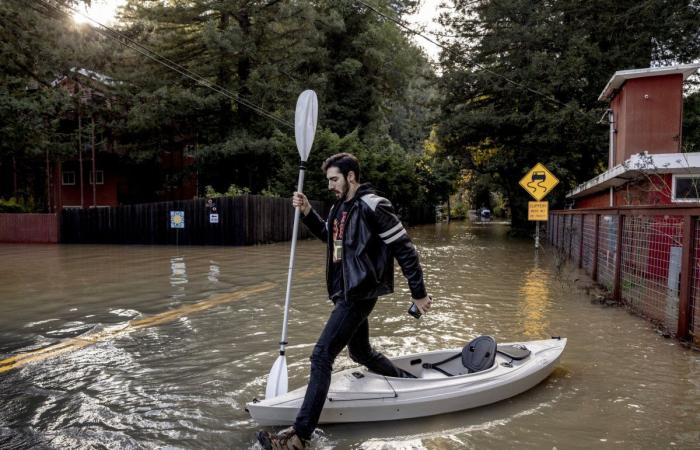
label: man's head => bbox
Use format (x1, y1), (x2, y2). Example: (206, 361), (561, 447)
(322, 153), (361, 199)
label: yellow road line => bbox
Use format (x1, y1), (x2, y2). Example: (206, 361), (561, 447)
(0, 282), (277, 374)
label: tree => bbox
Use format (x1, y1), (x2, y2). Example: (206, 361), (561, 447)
(437, 0), (700, 230)
(114, 0), (438, 200)
(0, 0), (110, 209)
(684, 91), (700, 153)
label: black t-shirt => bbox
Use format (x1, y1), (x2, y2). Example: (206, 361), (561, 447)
(329, 198), (354, 299)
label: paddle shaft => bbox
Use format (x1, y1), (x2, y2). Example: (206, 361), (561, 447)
(279, 162), (306, 355)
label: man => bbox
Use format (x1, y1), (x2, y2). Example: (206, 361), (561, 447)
(257, 152), (432, 450)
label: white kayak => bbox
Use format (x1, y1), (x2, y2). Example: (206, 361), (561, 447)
(247, 337), (566, 425)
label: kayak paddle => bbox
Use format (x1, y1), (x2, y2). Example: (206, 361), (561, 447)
(265, 90), (318, 399)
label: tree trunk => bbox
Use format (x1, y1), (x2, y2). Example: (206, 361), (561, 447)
(45, 148), (51, 213)
(12, 156), (17, 196)
(447, 195), (451, 223)
(234, 7), (252, 127)
(216, 10), (235, 136)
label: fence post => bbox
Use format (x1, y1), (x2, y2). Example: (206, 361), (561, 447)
(568, 215), (574, 257)
(578, 215), (584, 269)
(592, 214), (600, 282)
(678, 215), (694, 340)
(612, 214), (624, 301)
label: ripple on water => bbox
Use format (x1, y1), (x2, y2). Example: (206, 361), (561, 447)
(0, 225), (699, 448)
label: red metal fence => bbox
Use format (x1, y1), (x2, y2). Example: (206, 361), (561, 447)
(549, 207), (700, 347)
(0, 213), (59, 243)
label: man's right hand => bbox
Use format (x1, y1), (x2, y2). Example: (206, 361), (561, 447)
(292, 192), (311, 216)
(413, 295), (433, 315)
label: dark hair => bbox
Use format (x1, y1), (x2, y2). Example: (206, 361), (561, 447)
(321, 152), (361, 181)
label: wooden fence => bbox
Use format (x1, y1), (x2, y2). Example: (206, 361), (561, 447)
(59, 195), (436, 246)
(60, 196), (324, 246)
(0, 213), (59, 243)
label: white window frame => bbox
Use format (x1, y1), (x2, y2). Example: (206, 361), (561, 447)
(89, 170), (104, 185)
(62, 171), (76, 185)
(671, 174), (700, 202)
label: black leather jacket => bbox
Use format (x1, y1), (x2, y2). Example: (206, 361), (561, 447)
(302, 184), (427, 302)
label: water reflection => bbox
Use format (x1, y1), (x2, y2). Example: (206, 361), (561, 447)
(208, 261), (220, 283)
(519, 266), (551, 338)
(169, 256), (188, 301)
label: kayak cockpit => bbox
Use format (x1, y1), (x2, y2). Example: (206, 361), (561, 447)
(370, 335), (532, 380)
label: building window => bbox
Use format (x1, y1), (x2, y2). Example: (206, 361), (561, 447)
(62, 171), (76, 185)
(89, 170), (104, 185)
(672, 175), (700, 202)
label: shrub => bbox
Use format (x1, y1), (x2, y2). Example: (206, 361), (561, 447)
(0, 197), (28, 213)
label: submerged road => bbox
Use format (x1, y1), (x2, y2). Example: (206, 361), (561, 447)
(0, 222), (698, 449)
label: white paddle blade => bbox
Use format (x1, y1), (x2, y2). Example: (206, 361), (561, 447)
(265, 355), (288, 399)
(294, 90), (318, 162)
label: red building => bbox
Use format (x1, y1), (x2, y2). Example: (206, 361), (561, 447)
(50, 68), (198, 211)
(568, 63), (700, 207)
(556, 64), (700, 342)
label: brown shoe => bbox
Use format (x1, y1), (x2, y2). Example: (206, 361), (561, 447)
(256, 426), (307, 450)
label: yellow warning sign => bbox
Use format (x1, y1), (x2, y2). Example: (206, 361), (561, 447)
(519, 163), (559, 201)
(528, 201), (549, 221)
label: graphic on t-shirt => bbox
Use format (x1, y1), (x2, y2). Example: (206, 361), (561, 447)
(332, 211), (348, 263)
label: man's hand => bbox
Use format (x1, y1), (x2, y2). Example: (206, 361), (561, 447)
(292, 192), (311, 216)
(413, 295), (433, 315)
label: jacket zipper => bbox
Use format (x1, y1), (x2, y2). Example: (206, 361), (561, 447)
(340, 200), (359, 302)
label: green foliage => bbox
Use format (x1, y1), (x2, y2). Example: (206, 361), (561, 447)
(451, 202), (467, 219)
(1, 0), (439, 213)
(0, 197), (32, 213)
(112, 0), (437, 199)
(259, 188), (278, 198)
(204, 184), (250, 198)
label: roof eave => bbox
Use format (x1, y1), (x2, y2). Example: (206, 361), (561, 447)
(597, 63), (700, 102)
(567, 152), (700, 199)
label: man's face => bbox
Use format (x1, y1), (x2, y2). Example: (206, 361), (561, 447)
(326, 166), (348, 199)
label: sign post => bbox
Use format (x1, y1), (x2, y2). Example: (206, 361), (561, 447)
(170, 210), (185, 247)
(519, 163), (559, 249)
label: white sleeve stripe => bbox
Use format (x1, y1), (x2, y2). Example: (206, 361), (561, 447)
(383, 229), (407, 244)
(379, 223), (403, 238)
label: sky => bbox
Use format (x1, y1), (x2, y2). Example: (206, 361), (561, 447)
(404, 0), (445, 61)
(73, 0), (126, 25)
(75, 0), (444, 60)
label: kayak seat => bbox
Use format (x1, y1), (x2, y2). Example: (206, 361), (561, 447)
(422, 335), (497, 377)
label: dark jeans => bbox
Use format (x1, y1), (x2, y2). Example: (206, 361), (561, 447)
(293, 297), (400, 439)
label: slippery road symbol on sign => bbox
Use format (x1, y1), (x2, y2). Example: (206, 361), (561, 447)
(519, 163), (559, 201)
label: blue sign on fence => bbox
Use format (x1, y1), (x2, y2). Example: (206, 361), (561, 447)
(170, 211), (185, 229)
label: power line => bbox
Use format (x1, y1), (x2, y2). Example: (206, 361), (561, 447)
(356, 0), (593, 118)
(36, 0), (294, 129)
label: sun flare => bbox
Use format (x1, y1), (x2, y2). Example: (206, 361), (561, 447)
(72, 0), (125, 25)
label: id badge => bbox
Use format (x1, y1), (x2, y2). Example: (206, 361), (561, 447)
(333, 240), (343, 262)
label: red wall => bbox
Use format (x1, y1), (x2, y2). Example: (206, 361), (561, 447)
(0, 213), (59, 243)
(574, 191), (610, 208)
(55, 164), (118, 208)
(574, 174), (677, 208)
(613, 74), (683, 166)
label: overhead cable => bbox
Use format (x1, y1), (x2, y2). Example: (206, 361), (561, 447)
(36, 0), (293, 129)
(356, 0), (592, 118)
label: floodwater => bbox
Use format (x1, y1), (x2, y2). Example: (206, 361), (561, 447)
(0, 222), (698, 449)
